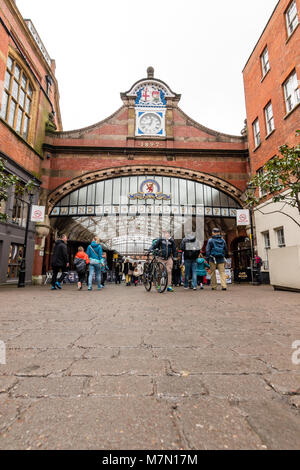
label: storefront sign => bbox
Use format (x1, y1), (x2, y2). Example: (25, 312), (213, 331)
(236, 209), (250, 226)
(31, 205), (45, 222)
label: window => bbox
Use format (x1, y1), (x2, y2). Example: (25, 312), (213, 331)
(7, 243), (24, 280)
(283, 70), (300, 113)
(252, 119), (261, 147)
(286, 0), (299, 36)
(275, 227), (285, 247)
(11, 184), (29, 228)
(257, 167), (267, 197)
(262, 231), (270, 269)
(261, 47), (270, 77)
(264, 101), (275, 135)
(0, 56), (33, 140)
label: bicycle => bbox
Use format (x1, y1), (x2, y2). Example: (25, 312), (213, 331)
(142, 249), (168, 293)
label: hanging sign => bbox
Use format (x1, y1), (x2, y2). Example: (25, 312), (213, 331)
(31, 205), (45, 222)
(236, 209), (250, 226)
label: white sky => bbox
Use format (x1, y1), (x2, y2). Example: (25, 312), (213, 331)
(16, 0), (278, 135)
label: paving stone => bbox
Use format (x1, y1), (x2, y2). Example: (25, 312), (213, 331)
(0, 397), (180, 450)
(88, 376), (153, 396)
(156, 376), (208, 398)
(75, 332), (144, 348)
(7, 331), (81, 349)
(201, 374), (275, 401)
(11, 377), (87, 398)
(175, 397), (265, 450)
(0, 376), (18, 393)
(69, 357), (166, 377)
(264, 373), (300, 395)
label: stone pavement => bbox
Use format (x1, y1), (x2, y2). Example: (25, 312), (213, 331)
(0, 283), (300, 450)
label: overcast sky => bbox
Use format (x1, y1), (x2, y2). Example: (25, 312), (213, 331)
(16, 0), (278, 135)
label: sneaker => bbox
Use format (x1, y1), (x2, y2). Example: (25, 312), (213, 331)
(97, 287), (102, 290)
(193, 287), (197, 290)
(56, 281), (62, 289)
(200, 286), (204, 290)
(222, 288), (227, 291)
(88, 287), (92, 291)
(167, 286), (174, 292)
(156, 285), (161, 291)
(184, 287), (189, 290)
(51, 286), (57, 290)
(211, 287), (217, 291)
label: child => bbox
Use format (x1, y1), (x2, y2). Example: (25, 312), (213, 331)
(74, 246), (89, 290)
(196, 254), (210, 289)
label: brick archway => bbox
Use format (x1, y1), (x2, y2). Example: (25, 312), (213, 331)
(47, 165), (244, 213)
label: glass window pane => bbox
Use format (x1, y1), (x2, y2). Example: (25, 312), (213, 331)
(12, 80), (19, 100)
(7, 56), (13, 71)
(179, 179), (187, 205)
(25, 97), (31, 114)
(5, 71), (11, 90)
(121, 177), (129, 205)
(95, 181), (104, 204)
(0, 91), (9, 119)
(28, 84), (33, 98)
(195, 182), (204, 205)
(69, 190), (78, 205)
(19, 89), (25, 108)
(211, 188), (220, 207)
(171, 178), (179, 204)
(87, 183), (95, 205)
(23, 115), (29, 139)
(78, 187), (87, 205)
(112, 178), (120, 204)
(187, 180), (195, 205)
(60, 194), (70, 206)
(21, 74), (27, 90)
(204, 185), (212, 206)
(14, 64), (20, 80)
(219, 190), (229, 206)
(8, 100), (16, 126)
(16, 108), (22, 132)
(104, 179), (112, 204)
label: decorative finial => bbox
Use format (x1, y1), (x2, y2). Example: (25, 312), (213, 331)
(147, 66), (154, 78)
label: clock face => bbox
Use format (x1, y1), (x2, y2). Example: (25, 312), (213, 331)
(139, 113), (162, 134)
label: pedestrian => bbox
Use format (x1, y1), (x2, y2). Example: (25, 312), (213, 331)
(254, 253), (263, 285)
(132, 262), (139, 286)
(180, 232), (201, 290)
(151, 231), (177, 292)
(123, 258), (133, 286)
(172, 256), (181, 287)
(115, 261), (122, 284)
(51, 234), (69, 290)
(196, 253), (210, 289)
(206, 227), (229, 291)
(86, 236), (103, 291)
(74, 246), (89, 290)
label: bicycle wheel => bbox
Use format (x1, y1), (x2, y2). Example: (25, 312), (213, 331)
(143, 263), (152, 292)
(153, 262), (168, 293)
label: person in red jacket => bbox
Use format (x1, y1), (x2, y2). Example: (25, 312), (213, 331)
(74, 247), (89, 290)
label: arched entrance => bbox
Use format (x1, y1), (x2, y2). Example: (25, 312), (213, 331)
(47, 168), (246, 270)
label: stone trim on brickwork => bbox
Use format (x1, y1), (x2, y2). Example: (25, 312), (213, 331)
(47, 165), (243, 213)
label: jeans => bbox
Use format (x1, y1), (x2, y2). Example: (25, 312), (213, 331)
(88, 263), (102, 289)
(184, 260), (197, 288)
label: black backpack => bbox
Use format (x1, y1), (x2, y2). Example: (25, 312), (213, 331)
(74, 258), (86, 273)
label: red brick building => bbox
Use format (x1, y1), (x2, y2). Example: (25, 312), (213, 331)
(243, 0), (300, 288)
(1, 1), (253, 285)
(0, 0), (61, 284)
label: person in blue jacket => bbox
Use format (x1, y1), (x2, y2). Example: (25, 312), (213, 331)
(206, 228), (228, 291)
(86, 236), (103, 291)
(196, 254), (210, 289)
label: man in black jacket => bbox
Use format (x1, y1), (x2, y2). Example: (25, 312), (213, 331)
(180, 232), (201, 290)
(51, 234), (69, 290)
(152, 231), (177, 292)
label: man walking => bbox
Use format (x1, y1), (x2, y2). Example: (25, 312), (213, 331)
(51, 234), (69, 290)
(152, 231), (176, 292)
(206, 228), (228, 291)
(180, 232), (201, 290)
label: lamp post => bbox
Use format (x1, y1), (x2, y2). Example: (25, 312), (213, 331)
(246, 184), (257, 285)
(18, 185), (39, 288)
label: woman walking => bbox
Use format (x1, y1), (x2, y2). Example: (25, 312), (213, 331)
(86, 237), (103, 291)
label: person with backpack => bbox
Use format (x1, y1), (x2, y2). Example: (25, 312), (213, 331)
(74, 246), (89, 290)
(206, 228), (229, 291)
(254, 253), (263, 285)
(196, 253), (210, 289)
(51, 234), (69, 290)
(86, 236), (103, 291)
(151, 231), (177, 292)
(180, 232), (201, 290)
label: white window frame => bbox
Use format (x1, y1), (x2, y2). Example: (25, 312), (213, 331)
(252, 118), (261, 147)
(283, 70), (300, 113)
(261, 47), (270, 77)
(264, 101), (275, 135)
(286, 0), (299, 36)
(275, 227), (285, 247)
(262, 231), (270, 269)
